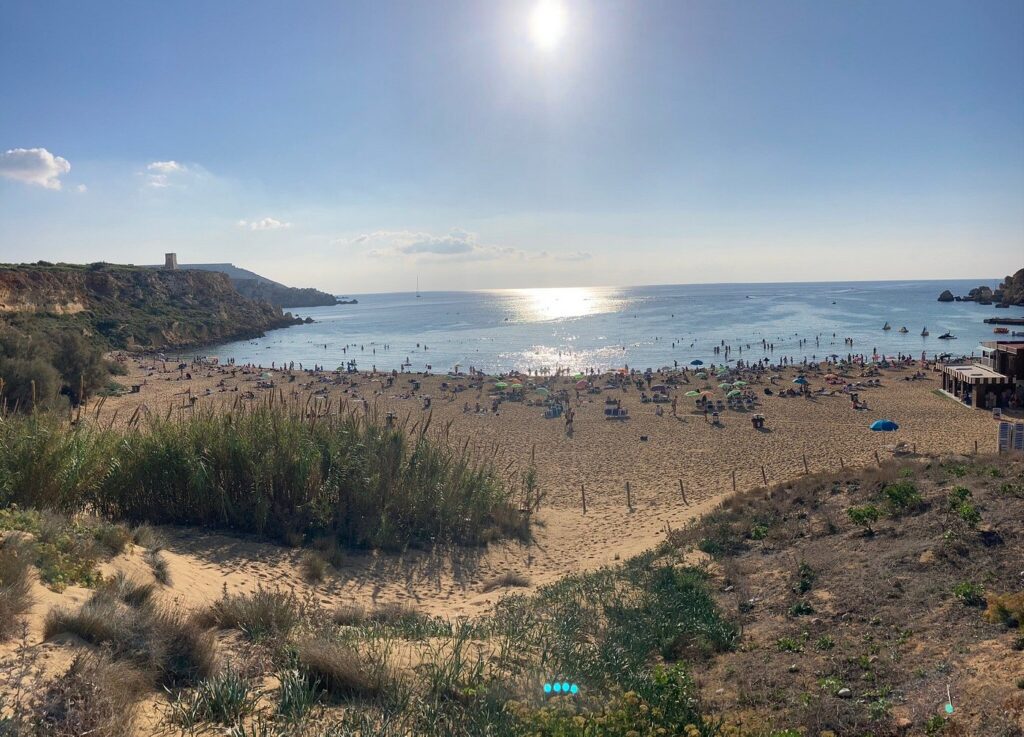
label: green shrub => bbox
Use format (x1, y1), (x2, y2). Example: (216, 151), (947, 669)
(815, 635), (836, 651)
(792, 562), (815, 594)
(170, 667), (256, 727)
(789, 601), (815, 617)
(277, 669), (321, 721)
(847, 504), (881, 535)
(883, 481), (923, 515)
(953, 582), (986, 608)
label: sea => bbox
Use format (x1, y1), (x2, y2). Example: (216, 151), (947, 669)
(205, 280), (1023, 375)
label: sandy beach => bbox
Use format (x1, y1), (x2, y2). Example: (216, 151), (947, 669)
(64, 354), (1001, 620)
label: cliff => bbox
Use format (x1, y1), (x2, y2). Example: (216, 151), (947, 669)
(0, 262), (302, 351)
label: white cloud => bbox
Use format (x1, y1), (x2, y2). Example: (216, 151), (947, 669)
(75, 184), (88, 193)
(238, 217), (291, 231)
(147, 160), (185, 174)
(344, 228), (590, 263)
(0, 147), (71, 190)
(143, 160), (190, 188)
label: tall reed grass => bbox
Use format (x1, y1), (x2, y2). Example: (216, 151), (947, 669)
(0, 400), (527, 550)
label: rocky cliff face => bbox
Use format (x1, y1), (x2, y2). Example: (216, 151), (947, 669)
(996, 268), (1024, 306)
(0, 263), (301, 350)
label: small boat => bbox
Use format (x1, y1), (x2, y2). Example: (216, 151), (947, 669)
(937, 332), (956, 340)
(921, 327), (929, 336)
(898, 326), (908, 333)
(883, 322), (891, 330)
(994, 327), (1010, 334)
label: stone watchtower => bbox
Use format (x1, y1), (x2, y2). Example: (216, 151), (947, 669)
(164, 253), (178, 270)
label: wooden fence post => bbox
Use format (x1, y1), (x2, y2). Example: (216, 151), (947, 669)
(732, 470), (737, 491)
(839, 457), (845, 469)
(678, 479), (688, 505)
(874, 450), (881, 465)
(974, 440), (978, 455)
(626, 481), (633, 511)
(581, 484), (587, 514)
(761, 465), (768, 485)
(802, 454), (809, 474)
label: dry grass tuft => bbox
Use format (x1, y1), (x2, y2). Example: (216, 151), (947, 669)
(43, 589), (216, 687)
(331, 601), (422, 628)
(35, 652), (148, 737)
(198, 585), (300, 641)
(299, 550), (328, 583)
(294, 635), (387, 700)
(0, 539), (34, 640)
(480, 571), (531, 593)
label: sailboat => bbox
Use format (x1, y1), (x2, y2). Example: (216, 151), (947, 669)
(416, 276), (421, 299)
(883, 322), (891, 331)
(921, 327), (929, 336)
(898, 326), (908, 333)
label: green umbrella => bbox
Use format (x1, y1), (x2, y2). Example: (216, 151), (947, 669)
(573, 373), (584, 379)
(696, 372), (708, 379)
(495, 382), (508, 389)
(733, 380), (748, 387)
(727, 389), (742, 398)
(719, 382), (733, 390)
(535, 387), (550, 395)
(685, 390), (701, 397)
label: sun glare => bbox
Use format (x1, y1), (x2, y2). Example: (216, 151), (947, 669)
(530, 0), (567, 51)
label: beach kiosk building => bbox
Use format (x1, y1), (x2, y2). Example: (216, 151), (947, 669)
(941, 341), (1024, 410)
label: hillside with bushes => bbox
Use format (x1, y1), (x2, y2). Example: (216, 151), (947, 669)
(174, 262), (341, 308)
(0, 261), (304, 410)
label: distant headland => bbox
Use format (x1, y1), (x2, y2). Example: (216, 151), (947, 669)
(937, 267), (1024, 307)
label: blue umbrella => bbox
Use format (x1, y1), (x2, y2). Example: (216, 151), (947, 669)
(870, 419), (899, 432)
(690, 359), (704, 366)
(793, 376), (809, 385)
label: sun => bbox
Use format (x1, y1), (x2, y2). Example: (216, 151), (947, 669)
(530, 0), (567, 51)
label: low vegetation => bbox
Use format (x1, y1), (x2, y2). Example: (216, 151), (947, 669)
(0, 402), (529, 551)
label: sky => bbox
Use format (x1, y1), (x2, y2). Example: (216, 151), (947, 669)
(1, 0), (1022, 294)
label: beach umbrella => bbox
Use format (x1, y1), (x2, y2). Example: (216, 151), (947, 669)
(260, 372), (272, 380)
(535, 387), (550, 395)
(727, 389), (743, 398)
(699, 390), (715, 398)
(495, 382), (508, 389)
(870, 419), (899, 432)
(575, 380), (588, 389)
(690, 359), (704, 366)
(573, 372), (584, 379)
(696, 372), (708, 379)
(824, 373), (839, 380)
(684, 390), (701, 397)
(793, 377), (809, 385)
(733, 380), (748, 387)
(718, 382), (733, 390)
